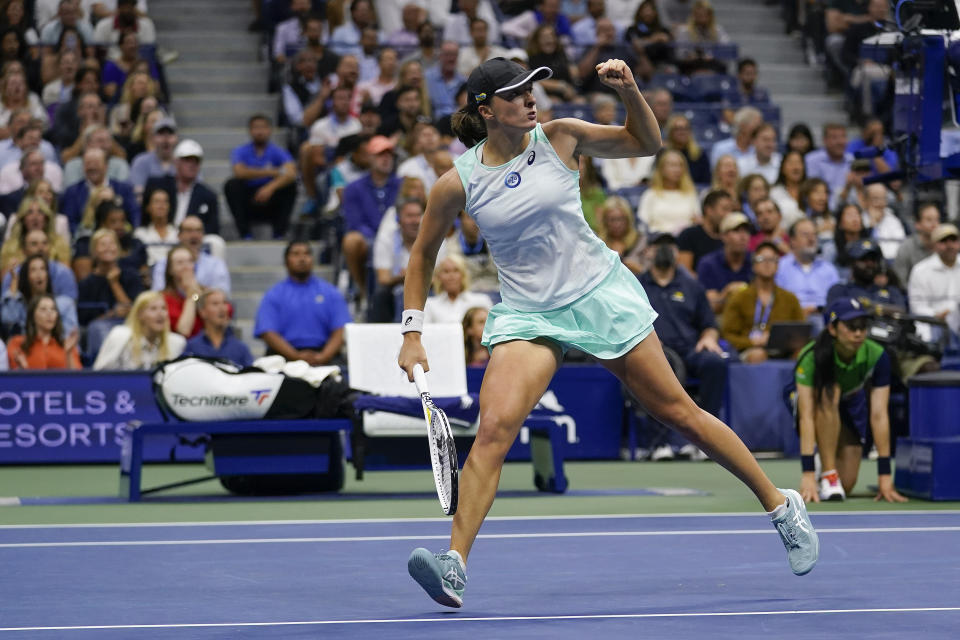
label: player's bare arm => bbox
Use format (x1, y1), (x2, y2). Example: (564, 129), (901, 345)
(544, 59), (661, 162)
(398, 169), (466, 379)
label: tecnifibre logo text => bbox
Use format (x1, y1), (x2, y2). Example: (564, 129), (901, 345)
(170, 394), (249, 407)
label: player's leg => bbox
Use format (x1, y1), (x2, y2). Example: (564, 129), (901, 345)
(451, 337), (561, 561)
(604, 331), (818, 575)
(604, 332), (782, 510)
(409, 338), (560, 607)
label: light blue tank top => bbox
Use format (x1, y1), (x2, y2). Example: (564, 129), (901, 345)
(453, 124), (618, 312)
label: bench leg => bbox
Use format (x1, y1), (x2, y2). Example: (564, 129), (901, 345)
(119, 428), (144, 502)
(528, 419), (568, 493)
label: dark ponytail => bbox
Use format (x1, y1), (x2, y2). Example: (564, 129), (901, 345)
(451, 103), (487, 147)
(811, 325), (837, 408)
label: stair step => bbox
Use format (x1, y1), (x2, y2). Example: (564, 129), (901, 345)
(164, 46), (260, 62)
(149, 0), (254, 15)
(174, 93), (277, 112)
(169, 76), (267, 95)
(162, 32), (261, 48)
(230, 265), (288, 292)
(226, 241), (287, 267)
(154, 14), (252, 31)
(177, 109), (278, 129)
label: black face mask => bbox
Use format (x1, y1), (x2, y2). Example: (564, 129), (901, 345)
(852, 261), (879, 285)
(654, 244), (676, 270)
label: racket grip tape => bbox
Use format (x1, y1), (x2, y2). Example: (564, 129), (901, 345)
(412, 363), (429, 395)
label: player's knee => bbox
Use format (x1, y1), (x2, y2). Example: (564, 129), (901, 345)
(663, 402), (706, 440)
(474, 414), (519, 459)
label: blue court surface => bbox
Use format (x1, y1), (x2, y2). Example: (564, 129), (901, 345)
(2, 511), (959, 639)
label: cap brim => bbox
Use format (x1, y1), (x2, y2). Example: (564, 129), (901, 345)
(837, 309), (870, 321)
(494, 66), (552, 95)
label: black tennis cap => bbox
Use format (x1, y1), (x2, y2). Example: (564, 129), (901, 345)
(466, 58), (553, 105)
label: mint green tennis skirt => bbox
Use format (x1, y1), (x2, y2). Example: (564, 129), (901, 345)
(481, 261), (659, 360)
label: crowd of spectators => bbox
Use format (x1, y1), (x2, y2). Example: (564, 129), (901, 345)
(0, 0), (241, 371)
(1, 0), (958, 470)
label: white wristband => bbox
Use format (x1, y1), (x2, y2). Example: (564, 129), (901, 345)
(400, 309), (424, 334)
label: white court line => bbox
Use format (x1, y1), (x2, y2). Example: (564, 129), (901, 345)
(2, 526), (959, 549)
(1, 510), (958, 529)
(1, 607), (959, 632)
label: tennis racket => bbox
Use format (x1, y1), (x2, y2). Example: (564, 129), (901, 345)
(412, 363), (459, 516)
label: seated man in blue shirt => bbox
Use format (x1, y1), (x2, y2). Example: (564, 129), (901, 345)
(223, 114), (297, 239)
(184, 289), (253, 368)
(341, 135), (401, 303)
(254, 241), (352, 365)
(638, 232), (727, 461)
(776, 217), (840, 330)
(697, 212), (754, 315)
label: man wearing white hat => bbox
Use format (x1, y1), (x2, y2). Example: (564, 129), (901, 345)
(142, 139), (220, 235)
(908, 223), (960, 337)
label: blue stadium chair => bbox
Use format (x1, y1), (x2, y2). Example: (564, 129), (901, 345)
(648, 73), (697, 102)
(674, 102), (722, 128)
(612, 186), (647, 211)
(756, 104), (782, 130)
(552, 103), (593, 121)
(689, 74), (739, 103)
(695, 125), (724, 155)
(708, 43), (740, 62)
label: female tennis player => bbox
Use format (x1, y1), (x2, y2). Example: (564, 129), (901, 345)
(795, 297), (907, 503)
(398, 57), (819, 608)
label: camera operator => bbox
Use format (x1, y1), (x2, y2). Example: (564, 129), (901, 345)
(828, 238), (939, 378)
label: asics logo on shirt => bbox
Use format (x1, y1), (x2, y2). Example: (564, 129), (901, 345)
(527, 151), (536, 165)
(504, 171), (521, 188)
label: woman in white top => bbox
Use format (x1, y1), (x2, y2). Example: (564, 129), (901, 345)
(399, 57), (816, 609)
(134, 189), (178, 266)
(423, 254), (492, 324)
(598, 151), (653, 190)
(636, 149), (701, 234)
(93, 290), (185, 370)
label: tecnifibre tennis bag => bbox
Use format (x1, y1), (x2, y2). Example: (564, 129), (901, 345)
(152, 357), (353, 494)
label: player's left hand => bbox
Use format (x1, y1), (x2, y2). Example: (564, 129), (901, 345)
(596, 59), (636, 92)
(875, 475), (908, 502)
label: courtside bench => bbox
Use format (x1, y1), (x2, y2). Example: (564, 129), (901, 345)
(119, 419), (352, 501)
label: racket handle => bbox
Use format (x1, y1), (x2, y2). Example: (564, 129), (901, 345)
(412, 363), (429, 395)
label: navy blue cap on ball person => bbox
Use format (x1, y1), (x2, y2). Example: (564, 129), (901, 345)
(824, 297), (870, 326)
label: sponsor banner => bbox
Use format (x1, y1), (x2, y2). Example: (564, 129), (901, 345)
(0, 372), (196, 464)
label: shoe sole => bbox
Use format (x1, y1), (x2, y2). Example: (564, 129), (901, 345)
(407, 551), (463, 608)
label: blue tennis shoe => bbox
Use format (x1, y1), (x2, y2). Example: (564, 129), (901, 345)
(771, 488), (819, 575)
(408, 547), (467, 608)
